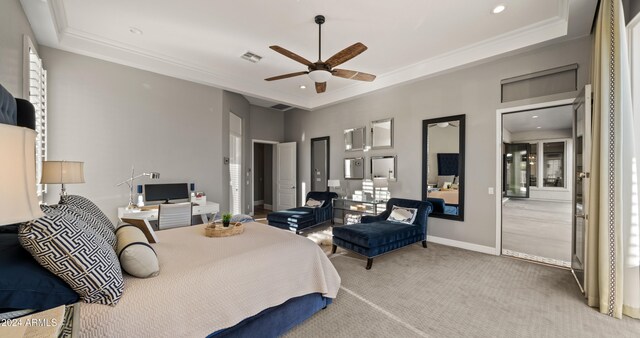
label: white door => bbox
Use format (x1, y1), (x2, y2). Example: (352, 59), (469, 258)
(572, 84), (591, 292)
(230, 113), (242, 215)
(276, 142), (297, 211)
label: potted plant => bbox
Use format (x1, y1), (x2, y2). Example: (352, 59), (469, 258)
(222, 213), (232, 227)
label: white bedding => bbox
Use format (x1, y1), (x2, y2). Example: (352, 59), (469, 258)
(78, 222), (341, 337)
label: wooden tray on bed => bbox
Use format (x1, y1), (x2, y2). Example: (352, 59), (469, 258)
(205, 223), (244, 237)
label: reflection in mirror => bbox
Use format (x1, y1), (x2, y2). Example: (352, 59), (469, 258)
(344, 157), (364, 180)
(371, 118), (393, 149)
(371, 156), (396, 181)
(311, 136), (330, 192)
(345, 127), (366, 151)
(422, 114), (465, 221)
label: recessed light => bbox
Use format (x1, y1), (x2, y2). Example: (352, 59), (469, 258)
(129, 27), (143, 35)
(492, 4), (506, 14)
(536, 126), (542, 129)
(532, 115), (539, 119)
(299, 85), (306, 89)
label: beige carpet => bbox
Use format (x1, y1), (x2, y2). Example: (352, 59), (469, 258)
(285, 243), (640, 337)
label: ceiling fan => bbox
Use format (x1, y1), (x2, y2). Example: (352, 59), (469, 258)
(265, 15), (376, 93)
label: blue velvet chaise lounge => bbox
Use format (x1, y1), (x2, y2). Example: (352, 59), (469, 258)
(332, 198), (433, 269)
(267, 191), (338, 233)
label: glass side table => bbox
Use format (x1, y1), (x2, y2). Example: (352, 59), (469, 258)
(332, 197), (387, 224)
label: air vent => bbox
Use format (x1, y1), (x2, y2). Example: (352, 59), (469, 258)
(271, 104), (292, 111)
(241, 51), (262, 63)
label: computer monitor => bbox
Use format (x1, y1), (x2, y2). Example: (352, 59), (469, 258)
(144, 183), (189, 204)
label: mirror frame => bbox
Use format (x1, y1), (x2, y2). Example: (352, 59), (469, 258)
(370, 155), (397, 181)
(344, 157), (365, 180)
(344, 126), (367, 151)
(371, 118), (394, 150)
(310, 136), (330, 192)
(422, 114), (466, 221)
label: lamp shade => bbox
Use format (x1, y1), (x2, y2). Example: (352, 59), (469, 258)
(0, 124), (45, 225)
(327, 179), (341, 188)
(41, 161), (85, 184)
(373, 177), (389, 188)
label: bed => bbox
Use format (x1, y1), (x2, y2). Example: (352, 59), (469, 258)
(78, 222), (340, 337)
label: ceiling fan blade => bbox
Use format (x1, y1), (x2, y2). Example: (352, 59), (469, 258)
(315, 82), (327, 93)
(270, 46), (314, 67)
(325, 42), (368, 68)
(265, 71), (308, 81)
(332, 69), (376, 82)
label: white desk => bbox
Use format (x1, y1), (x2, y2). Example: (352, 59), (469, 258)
(117, 201), (220, 224)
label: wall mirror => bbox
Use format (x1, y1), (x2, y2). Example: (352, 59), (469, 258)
(371, 156), (397, 181)
(311, 136), (330, 191)
(371, 118), (394, 149)
(422, 114), (465, 221)
(345, 126), (366, 151)
(344, 157), (365, 180)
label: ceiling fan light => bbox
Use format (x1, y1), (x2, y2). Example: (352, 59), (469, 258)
(437, 122), (449, 128)
(308, 70), (332, 83)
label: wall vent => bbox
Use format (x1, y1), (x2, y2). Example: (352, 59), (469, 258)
(271, 104), (292, 111)
(241, 51), (262, 63)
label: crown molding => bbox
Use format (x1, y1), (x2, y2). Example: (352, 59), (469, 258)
(22, 0), (571, 111)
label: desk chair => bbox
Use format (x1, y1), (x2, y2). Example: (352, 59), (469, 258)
(158, 203), (192, 230)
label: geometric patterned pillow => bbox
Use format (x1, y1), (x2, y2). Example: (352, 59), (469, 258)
(60, 195), (116, 249)
(18, 205), (124, 306)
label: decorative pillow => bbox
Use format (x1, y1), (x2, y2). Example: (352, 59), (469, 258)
(60, 195), (116, 247)
(387, 205), (418, 225)
(344, 214), (362, 225)
(19, 205), (124, 306)
(52, 203), (117, 249)
(437, 175), (455, 188)
(305, 198), (324, 208)
(116, 225), (159, 278)
(0, 233), (79, 311)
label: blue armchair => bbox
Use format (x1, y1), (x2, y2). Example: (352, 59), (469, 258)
(332, 198), (433, 269)
(267, 191), (338, 233)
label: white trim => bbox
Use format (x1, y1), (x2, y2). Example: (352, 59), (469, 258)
(495, 98), (575, 256)
(263, 204), (273, 210)
(427, 235), (495, 255)
(253, 200), (264, 206)
(251, 139), (279, 216)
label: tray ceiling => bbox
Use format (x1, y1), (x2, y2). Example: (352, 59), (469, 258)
(21, 0), (596, 110)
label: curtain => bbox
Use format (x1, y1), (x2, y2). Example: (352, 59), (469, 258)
(587, 0), (640, 319)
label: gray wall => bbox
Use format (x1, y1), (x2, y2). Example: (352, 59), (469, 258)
(41, 47), (225, 222)
(0, 0), (37, 98)
(285, 36), (592, 248)
(624, 0), (640, 24)
(250, 105), (285, 142)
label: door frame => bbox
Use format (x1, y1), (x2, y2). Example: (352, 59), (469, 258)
(310, 136), (330, 192)
(494, 98), (575, 256)
(250, 139), (279, 216)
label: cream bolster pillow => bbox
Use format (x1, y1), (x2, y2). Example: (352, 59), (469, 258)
(116, 225), (159, 278)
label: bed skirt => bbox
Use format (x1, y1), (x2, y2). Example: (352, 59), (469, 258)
(209, 293), (331, 337)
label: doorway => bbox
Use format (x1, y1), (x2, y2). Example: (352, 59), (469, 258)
(500, 104), (574, 267)
(229, 112), (242, 215)
(252, 140), (277, 221)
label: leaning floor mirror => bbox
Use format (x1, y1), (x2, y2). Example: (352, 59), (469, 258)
(422, 114), (465, 221)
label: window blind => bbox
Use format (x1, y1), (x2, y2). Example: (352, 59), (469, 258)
(28, 46), (47, 196)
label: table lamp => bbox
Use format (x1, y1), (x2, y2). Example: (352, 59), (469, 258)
(41, 161), (85, 202)
(328, 179), (341, 196)
(116, 167), (160, 210)
(373, 177), (389, 202)
(0, 124), (45, 225)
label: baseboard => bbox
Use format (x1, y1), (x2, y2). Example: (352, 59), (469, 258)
(426, 235), (496, 255)
(263, 204), (272, 210)
(253, 200), (264, 206)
